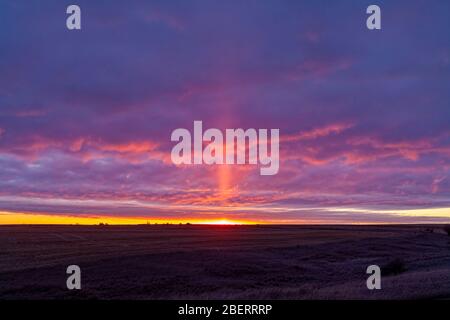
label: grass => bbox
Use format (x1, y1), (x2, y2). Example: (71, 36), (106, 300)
(443, 225), (450, 236)
(382, 258), (407, 276)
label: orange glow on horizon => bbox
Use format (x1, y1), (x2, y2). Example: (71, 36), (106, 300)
(0, 212), (257, 225)
(195, 218), (247, 225)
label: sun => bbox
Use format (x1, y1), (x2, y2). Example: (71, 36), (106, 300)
(197, 219), (244, 225)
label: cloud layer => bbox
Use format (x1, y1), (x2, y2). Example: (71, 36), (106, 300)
(0, 0), (449, 223)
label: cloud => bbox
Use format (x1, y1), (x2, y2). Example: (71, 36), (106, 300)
(0, 0), (449, 223)
(282, 123), (353, 142)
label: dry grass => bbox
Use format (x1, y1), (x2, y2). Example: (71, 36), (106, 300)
(1, 225), (450, 299)
(443, 225), (450, 236)
(382, 259), (407, 276)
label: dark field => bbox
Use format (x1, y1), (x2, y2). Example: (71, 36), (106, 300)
(1, 225), (449, 299)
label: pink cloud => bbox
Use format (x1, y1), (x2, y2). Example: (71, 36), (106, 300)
(282, 123), (353, 142)
(286, 58), (353, 80)
(0, 135), (171, 164)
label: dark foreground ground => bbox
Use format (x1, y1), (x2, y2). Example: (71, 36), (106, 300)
(0, 225), (449, 299)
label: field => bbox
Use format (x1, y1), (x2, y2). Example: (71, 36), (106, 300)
(1, 225), (449, 299)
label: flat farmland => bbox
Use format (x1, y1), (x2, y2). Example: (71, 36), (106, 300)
(0, 225), (449, 299)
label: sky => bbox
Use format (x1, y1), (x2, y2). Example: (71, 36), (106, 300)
(0, 0), (449, 224)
